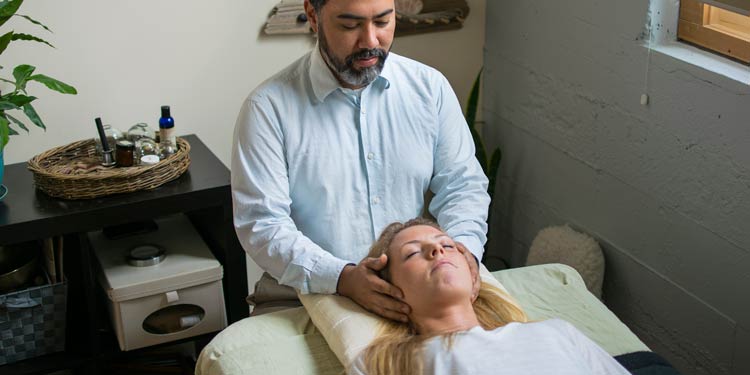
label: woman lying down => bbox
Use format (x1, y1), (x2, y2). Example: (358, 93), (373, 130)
(350, 218), (630, 375)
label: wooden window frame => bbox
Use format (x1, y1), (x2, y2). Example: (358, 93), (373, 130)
(678, 0), (750, 63)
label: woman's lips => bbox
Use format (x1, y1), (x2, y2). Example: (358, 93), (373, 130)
(431, 260), (456, 273)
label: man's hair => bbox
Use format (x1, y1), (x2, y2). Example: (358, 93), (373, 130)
(309, 0), (327, 13)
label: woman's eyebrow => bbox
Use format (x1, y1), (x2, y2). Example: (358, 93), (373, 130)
(398, 233), (451, 249)
(399, 239), (420, 249)
(337, 9), (394, 21)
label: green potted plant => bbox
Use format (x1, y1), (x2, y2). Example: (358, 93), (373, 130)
(0, 0), (77, 200)
(465, 69), (507, 269)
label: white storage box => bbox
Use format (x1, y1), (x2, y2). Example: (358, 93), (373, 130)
(88, 214), (227, 351)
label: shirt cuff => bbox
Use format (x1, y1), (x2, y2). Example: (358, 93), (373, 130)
(307, 255), (352, 295)
(453, 235), (484, 262)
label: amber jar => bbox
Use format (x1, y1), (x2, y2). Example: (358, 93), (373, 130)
(115, 140), (135, 167)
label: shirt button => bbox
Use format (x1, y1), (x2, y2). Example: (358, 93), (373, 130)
(361, 109), (366, 115)
(372, 196), (380, 205)
(367, 152), (374, 160)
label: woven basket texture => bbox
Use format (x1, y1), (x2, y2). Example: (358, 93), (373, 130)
(0, 281), (67, 365)
(27, 138), (190, 200)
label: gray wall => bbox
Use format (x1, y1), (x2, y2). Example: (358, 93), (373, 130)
(483, 1), (749, 375)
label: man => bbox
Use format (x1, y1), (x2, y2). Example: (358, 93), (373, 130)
(231, 0), (489, 322)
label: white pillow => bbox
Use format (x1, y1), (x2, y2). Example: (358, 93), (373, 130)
(298, 264), (508, 367)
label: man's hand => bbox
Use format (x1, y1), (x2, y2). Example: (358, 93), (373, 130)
(336, 254), (411, 322)
(456, 242), (481, 302)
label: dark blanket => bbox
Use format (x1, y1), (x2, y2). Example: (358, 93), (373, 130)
(615, 351), (682, 375)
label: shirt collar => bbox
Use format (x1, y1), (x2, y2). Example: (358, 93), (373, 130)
(309, 43), (392, 103)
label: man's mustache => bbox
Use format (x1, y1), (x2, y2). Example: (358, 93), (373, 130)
(346, 48), (387, 66)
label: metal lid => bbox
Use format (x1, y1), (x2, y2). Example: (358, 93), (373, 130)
(88, 214), (223, 302)
(127, 244), (165, 267)
(116, 140), (135, 150)
(140, 154), (160, 165)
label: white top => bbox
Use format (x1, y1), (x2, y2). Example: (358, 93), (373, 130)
(350, 319), (631, 375)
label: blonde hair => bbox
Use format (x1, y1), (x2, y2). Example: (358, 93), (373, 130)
(357, 218), (528, 375)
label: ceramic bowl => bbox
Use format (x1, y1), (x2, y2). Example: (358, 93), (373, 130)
(0, 243), (39, 293)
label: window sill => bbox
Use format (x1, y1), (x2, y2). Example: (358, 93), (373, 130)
(648, 40), (750, 85)
(647, 0), (750, 86)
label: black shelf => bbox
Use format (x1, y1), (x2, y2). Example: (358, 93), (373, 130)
(0, 134), (248, 374)
(3, 352), (91, 375)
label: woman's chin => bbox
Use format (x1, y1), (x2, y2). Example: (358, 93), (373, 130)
(431, 269), (472, 289)
(423, 281), (473, 303)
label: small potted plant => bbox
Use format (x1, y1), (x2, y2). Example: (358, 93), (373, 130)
(0, 0), (77, 200)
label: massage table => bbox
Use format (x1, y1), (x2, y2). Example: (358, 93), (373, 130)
(196, 263), (671, 374)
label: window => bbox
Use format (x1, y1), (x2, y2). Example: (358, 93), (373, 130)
(678, 0), (750, 63)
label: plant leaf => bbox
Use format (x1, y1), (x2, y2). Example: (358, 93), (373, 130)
(465, 69), (487, 172)
(29, 74), (77, 94)
(0, 30), (13, 55)
(11, 32), (54, 48)
(15, 14), (51, 32)
(468, 122), (487, 173)
(487, 148), (502, 200)
(0, 0), (24, 29)
(7, 93), (35, 107)
(6, 112), (27, 132)
(466, 68), (482, 128)
(0, 100), (19, 110)
(0, 115), (9, 150)
(7, 123), (18, 134)
(12, 64), (34, 91)
(22, 102), (44, 130)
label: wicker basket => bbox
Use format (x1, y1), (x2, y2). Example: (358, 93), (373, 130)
(27, 138), (190, 200)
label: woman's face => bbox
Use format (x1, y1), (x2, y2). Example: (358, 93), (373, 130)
(386, 225), (475, 314)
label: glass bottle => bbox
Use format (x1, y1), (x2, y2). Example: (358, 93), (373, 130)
(159, 105), (177, 153)
(127, 123), (153, 143)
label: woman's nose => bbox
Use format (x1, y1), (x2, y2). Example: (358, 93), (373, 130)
(427, 244), (444, 258)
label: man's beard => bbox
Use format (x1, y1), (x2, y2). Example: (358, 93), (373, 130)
(318, 25), (389, 87)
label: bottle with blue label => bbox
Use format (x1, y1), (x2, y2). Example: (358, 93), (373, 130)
(159, 105), (177, 158)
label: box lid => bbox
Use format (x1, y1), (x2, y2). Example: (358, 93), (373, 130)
(88, 214), (223, 302)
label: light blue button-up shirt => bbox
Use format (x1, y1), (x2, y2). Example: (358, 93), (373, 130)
(231, 46), (490, 294)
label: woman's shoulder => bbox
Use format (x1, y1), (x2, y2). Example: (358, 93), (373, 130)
(483, 319), (579, 340)
(510, 318), (575, 331)
(534, 318), (582, 337)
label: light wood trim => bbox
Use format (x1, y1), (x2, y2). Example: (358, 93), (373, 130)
(680, 0), (704, 23)
(678, 0), (750, 63)
(704, 6), (750, 41)
(703, 0), (750, 16)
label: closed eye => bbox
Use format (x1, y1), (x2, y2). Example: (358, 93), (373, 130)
(405, 251), (419, 260)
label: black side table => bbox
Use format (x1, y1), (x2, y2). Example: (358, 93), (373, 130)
(0, 134), (248, 374)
